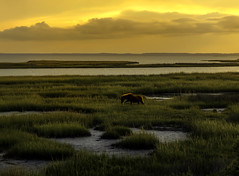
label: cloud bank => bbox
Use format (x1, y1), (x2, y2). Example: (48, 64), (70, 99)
(1, 11), (239, 41)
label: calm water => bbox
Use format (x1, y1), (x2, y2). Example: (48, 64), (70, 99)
(0, 53), (239, 76)
(1, 67), (239, 76)
(53, 128), (188, 157)
(1, 53), (239, 64)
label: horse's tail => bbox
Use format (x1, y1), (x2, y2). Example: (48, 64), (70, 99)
(138, 95), (144, 104)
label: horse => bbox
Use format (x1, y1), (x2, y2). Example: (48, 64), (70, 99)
(120, 93), (144, 104)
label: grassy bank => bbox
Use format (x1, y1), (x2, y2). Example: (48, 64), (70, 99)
(0, 73), (239, 176)
(0, 60), (138, 68)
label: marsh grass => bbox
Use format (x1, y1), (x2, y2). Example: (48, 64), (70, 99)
(5, 138), (74, 160)
(33, 123), (91, 138)
(101, 126), (132, 139)
(115, 132), (159, 150)
(227, 104), (239, 123)
(191, 120), (239, 139)
(0, 167), (37, 176)
(0, 60), (138, 68)
(153, 137), (234, 175)
(0, 112), (99, 130)
(0, 129), (36, 152)
(0, 73), (239, 175)
(2, 60), (239, 69)
(44, 152), (141, 176)
(0, 95), (97, 113)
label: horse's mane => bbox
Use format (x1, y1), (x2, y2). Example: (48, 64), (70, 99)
(121, 93), (133, 97)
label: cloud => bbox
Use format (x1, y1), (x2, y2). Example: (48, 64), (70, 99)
(1, 12), (239, 41)
(217, 16), (239, 29)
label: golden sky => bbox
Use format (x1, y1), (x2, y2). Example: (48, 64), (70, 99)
(1, 0), (239, 53)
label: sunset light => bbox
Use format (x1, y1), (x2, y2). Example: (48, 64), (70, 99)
(1, 0), (239, 53)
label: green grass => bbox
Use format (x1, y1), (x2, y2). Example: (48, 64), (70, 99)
(5, 138), (75, 160)
(191, 120), (239, 139)
(0, 167), (38, 176)
(1, 60), (239, 68)
(44, 151), (142, 176)
(0, 60), (138, 68)
(0, 112), (101, 130)
(0, 129), (37, 152)
(0, 73), (239, 175)
(101, 126), (132, 139)
(33, 123), (91, 138)
(115, 132), (159, 150)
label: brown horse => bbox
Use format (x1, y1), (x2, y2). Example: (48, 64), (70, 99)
(120, 93), (144, 104)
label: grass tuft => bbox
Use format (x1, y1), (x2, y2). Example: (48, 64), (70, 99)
(33, 123), (91, 138)
(115, 132), (159, 150)
(101, 126), (132, 139)
(5, 138), (75, 160)
(0, 129), (37, 152)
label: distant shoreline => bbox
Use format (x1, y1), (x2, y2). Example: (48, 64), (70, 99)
(1, 53), (239, 56)
(1, 60), (239, 69)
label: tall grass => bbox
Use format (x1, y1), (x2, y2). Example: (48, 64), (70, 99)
(191, 119), (239, 139)
(44, 152), (141, 176)
(153, 137), (233, 175)
(227, 104), (239, 123)
(101, 126), (132, 139)
(0, 129), (36, 152)
(0, 112), (100, 130)
(115, 132), (159, 150)
(0, 167), (38, 176)
(1, 73), (239, 175)
(33, 123), (91, 138)
(5, 138), (75, 160)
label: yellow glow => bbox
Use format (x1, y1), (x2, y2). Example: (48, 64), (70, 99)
(1, 0), (239, 53)
(1, 0), (239, 30)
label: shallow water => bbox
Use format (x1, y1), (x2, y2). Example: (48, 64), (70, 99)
(145, 95), (174, 101)
(1, 53), (239, 76)
(1, 67), (239, 76)
(0, 153), (48, 171)
(53, 128), (188, 157)
(0, 111), (64, 116)
(146, 92), (235, 101)
(1, 53), (239, 64)
(0, 128), (187, 170)
(201, 108), (225, 113)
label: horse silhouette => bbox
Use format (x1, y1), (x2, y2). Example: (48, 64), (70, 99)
(120, 93), (144, 104)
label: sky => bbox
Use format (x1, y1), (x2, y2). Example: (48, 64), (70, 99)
(1, 0), (239, 53)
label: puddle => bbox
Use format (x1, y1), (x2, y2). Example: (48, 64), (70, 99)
(145, 96), (173, 101)
(146, 92), (237, 102)
(145, 93), (225, 101)
(0, 111), (64, 116)
(145, 93), (224, 102)
(0, 153), (49, 171)
(201, 108), (225, 113)
(0, 128), (188, 170)
(52, 128), (188, 157)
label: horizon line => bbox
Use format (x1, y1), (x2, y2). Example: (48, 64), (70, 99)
(1, 52), (239, 55)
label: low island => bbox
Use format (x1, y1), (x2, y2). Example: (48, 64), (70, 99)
(1, 59), (239, 68)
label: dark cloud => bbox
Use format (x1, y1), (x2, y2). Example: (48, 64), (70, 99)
(217, 16), (239, 29)
(1, 13), (239, 41)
